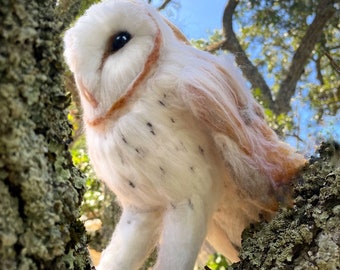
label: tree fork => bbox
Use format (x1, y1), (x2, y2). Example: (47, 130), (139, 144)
(221, 0), (336, 115)
(275, 0), (336, 114)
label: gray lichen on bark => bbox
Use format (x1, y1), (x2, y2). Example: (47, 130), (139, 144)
(0, 0), (91, 269)
(230, 142), (340, 270)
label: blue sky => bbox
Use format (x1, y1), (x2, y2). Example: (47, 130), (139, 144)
(152, 0), (225, 39)
(172, 1), (226, 39)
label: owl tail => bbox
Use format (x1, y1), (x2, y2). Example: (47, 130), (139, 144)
(252, 119), (307, 186)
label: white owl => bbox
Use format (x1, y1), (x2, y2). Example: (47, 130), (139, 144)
(63, 1), (306, 269)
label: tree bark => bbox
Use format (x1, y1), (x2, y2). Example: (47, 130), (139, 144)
(230, 142), (340, 269)
(0, 0), (92, 269)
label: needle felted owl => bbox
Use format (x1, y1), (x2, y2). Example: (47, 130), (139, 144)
(64, 1), (306, 269)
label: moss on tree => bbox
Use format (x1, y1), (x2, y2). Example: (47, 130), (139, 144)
(0, 0), (91, 269)
(230, 142), (340, 270)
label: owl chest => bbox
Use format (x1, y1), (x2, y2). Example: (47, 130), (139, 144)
(86, 90), (218, 206)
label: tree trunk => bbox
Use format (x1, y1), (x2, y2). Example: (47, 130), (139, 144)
(230, 142), (340, 270)
(0, 0), (92, 269)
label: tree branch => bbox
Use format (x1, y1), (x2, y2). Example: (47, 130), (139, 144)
(324, 51), (340, 74)
(157, 0), (172, 11)
(275, 0), (336, 114)
(222, 0), (275, 110)
(315, 54), (325, 85)
(206, 40), (225, 53)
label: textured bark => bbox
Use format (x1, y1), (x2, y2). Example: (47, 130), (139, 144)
(88, 189), (121, 252)
(0, 0), (92, 269)
(230, 142), (340, 269)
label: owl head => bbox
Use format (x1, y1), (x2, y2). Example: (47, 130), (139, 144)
(63, 0), (186, 122)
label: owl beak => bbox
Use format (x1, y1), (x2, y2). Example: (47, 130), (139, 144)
(76, 78), (99, 108)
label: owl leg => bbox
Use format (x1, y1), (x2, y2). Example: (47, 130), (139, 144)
(96, 206), (162, 270)
(154, 194), (210, 270)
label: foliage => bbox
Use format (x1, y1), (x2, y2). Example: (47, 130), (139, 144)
(68, 108), (104, 219)
(70, 135), (104, 219)
(205, 253), (231, 270)
(77, 0), (101, 16)
(192, 30), (224, 51)
(235, 0), (339, 117)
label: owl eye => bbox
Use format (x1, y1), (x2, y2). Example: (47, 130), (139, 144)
(111, 31), (132, 52)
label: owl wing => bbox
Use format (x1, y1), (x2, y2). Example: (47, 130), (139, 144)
(163, 13), (254, 154)
(180, 54), (306, 188)
(180, 57), (261, 157)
